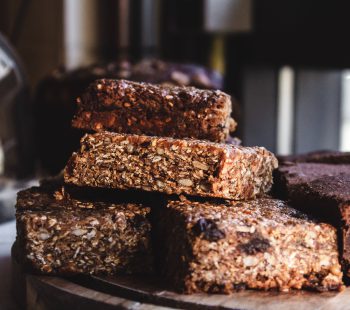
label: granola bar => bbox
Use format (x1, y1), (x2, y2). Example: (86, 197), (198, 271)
(64, 132), (277, 200)
(15, 182), (153, 275)
(72, 79), (236, 143)
(274, 162), (350, 276)
(157, 197), (343, 293)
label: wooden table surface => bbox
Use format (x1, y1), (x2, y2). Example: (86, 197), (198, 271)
(12, 248), (350, 310)
(7, 219), (350, 310)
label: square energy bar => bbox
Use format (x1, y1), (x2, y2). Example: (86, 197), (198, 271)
(157, 197), (343, 293)
(72, 79), (236, 142)
(64, 132), (278, 200)
(15, 183), (153, 276)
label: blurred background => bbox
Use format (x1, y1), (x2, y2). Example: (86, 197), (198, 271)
(1, 0), (350, 222)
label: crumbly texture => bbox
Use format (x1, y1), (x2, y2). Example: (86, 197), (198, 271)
(34, 59), (223, 174)
(72, 79), (236, 143)
(15, 184), (153, 276)
(273, 162), (350, 276)
(278, 150), (350, 165)
(157, 197), (343, 293)
(64, 132), (277, 200)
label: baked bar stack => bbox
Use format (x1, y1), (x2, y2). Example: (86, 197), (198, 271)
(16, 79), (345, 294)
(35, 59), (224, 174)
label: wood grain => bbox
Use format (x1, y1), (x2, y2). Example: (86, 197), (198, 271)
(12, 244), (350, 310)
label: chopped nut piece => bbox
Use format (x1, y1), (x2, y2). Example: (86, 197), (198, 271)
(156, 148), (164, 155)
(243, 256), (259, 267)
(156, 180), (165, 188)
(192, 161), (209, 170)
(178, 179), (193, 187)
(152, 156), (162, 163)
(38, 232), (51, 241)
(72, 229), (87, 236)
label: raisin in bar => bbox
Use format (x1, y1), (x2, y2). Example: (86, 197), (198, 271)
(274, 162), (350, 276)
(64, 132), (277, 200)
(157, 197), (343, 293)
(15, 183), (153, 276)
(72, 79), (236, 143)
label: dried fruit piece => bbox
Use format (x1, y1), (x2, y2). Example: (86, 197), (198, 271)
(238, 237), (271, 255)
(192, 218), (226, 242)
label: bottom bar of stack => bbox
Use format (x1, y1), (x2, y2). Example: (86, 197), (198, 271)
(15, 182), (153, 275)
(157, 197), (343, 293)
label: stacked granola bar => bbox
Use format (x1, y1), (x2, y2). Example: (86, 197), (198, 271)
(15, 79), (344, 293)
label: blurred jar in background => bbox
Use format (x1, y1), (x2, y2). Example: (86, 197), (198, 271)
(0, 33), (34, 179)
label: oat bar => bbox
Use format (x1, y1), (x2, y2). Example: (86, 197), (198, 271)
(157, 197), (343, 293)
(72, 79), (236, 143)
(15, 183), (153, 275)
(64, 132), (277, 200)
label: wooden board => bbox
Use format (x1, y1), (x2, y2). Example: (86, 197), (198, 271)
(12, 250), (350, 310)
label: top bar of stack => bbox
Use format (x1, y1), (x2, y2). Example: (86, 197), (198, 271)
(72, 79), (236, 142)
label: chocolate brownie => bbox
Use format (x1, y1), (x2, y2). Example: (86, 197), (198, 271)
(157, 197), (343, 293)
(64, 132), (277, 200)
(274, 162), (350, 276)
(274, 163), (349, 200)
(278, 150), (350, 165)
